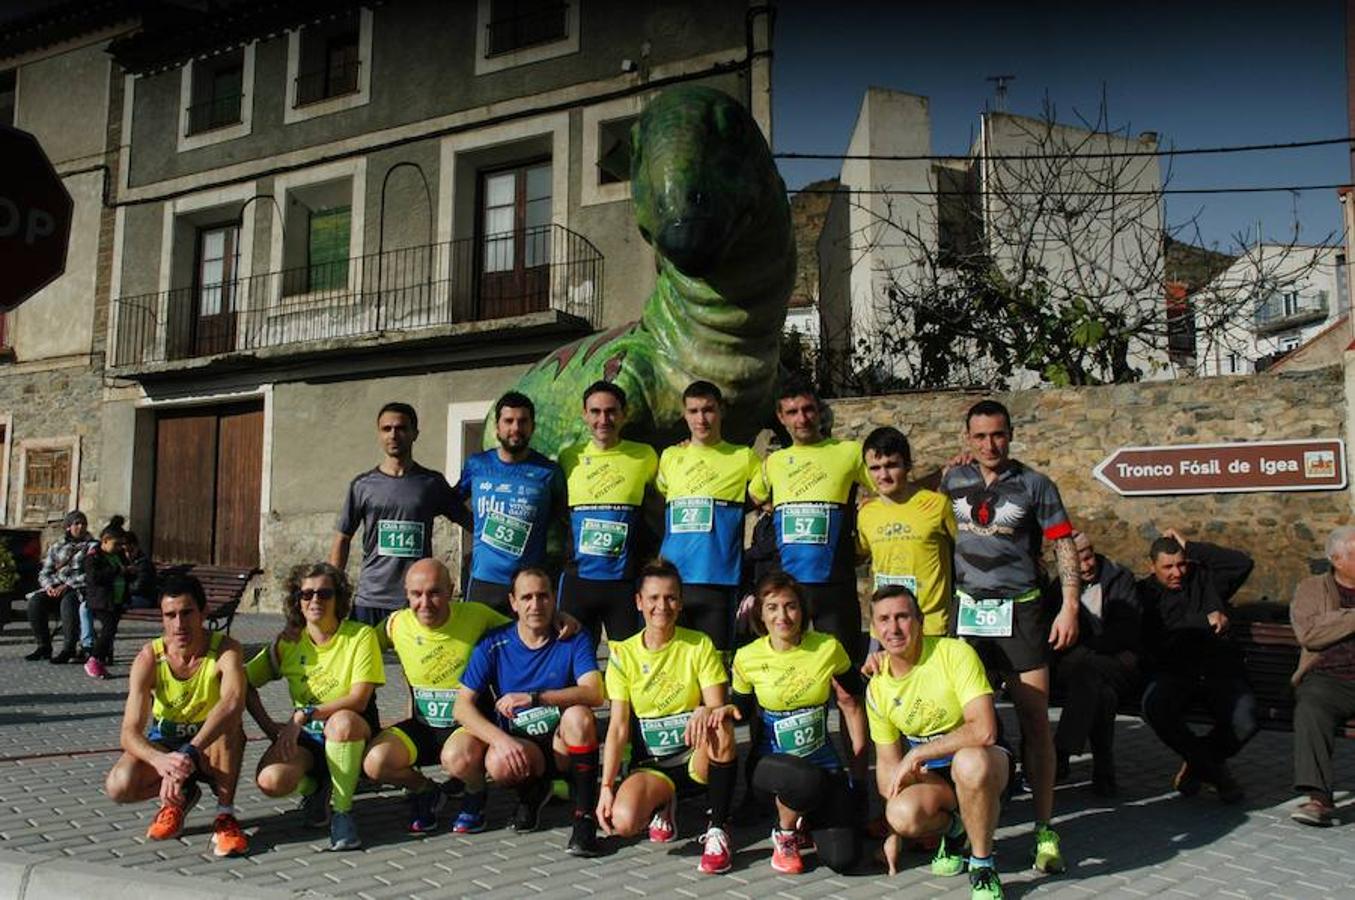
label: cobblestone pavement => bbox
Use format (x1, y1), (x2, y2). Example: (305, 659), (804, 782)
(2, 613), (1354, 898)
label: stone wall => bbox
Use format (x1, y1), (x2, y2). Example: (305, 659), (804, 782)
(826, 366), (1351, 605)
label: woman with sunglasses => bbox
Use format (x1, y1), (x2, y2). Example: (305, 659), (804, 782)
(729, 572), (869, 875)
(245, 562), (385, 851)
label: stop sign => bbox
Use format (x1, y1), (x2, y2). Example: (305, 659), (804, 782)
(0, 125), (73, 312)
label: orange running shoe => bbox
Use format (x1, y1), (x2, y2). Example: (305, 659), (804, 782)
(770, 827), (804, 874)
(146, 782), (200, 840)
(211, 814), (249, 858)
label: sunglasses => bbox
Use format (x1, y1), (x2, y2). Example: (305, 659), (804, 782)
(295, 587), (336, 602)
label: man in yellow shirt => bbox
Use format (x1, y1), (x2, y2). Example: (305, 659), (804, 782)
(857, 426), (957, 636)
(867, 584), (1011, 900)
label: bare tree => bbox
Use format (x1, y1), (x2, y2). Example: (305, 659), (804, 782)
(816, 97), (1334, 393)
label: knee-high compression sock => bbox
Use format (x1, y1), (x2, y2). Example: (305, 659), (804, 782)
(325, 740), (365, 813)
(707, 759), (737, 830)
(568, 744), (600, 818)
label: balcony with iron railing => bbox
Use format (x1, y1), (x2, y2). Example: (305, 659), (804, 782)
(108, 224), (603, 372)
(1253, 289), (1329, 334)
(185, 92), (243, 135)
(295, 59), (361, 107)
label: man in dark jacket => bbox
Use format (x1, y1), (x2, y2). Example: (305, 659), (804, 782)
(1136, 529), (1256, 803)
(25, 510), (98, 663)
(1053, 531), (1140, 796)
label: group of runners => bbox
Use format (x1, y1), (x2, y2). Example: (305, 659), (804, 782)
(103, 379), (1087, 900)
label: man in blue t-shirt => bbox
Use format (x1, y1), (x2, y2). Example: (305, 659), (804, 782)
(448, 568), (603, 856)
(454, 392), (566, 612)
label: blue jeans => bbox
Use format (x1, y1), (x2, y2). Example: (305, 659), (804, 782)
(79, 600), (94, 650)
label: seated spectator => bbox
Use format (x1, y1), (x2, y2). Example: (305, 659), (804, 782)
(1053, 531), (1141, 796)
(24, 510), (97, 664)
(124, 530), (158, 610)
(1289, 526), (1355, 827)
(1136, 529), (1257, 803)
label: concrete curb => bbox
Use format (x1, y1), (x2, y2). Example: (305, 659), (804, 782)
(0, 849), (305, 899)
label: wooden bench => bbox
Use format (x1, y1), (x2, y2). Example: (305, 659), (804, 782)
(1231, 616), (1355, 738)
(120, 564), (260, 634)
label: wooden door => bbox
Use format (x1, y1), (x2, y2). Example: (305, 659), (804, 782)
(214, 405), (264, 567)
(152, 412), (217, 563)
(194, 224), (239, 356)
(477, 161), (551, 319)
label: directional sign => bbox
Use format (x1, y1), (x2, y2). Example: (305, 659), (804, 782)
(1093, 439), (1347, 496)
(0, 125), (74, 312)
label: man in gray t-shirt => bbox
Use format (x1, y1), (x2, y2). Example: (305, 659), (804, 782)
(330, 402), (462, 625)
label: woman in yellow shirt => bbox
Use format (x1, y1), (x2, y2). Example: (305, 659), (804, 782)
(245, 562), (385, 852)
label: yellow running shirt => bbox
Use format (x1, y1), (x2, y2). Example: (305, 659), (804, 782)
(149, 631), (225, 741)
(866, 637), (991, 744)
(605, 626), (726, 761)
(247, 620), (385, 733)
(748, 438), (871, 583)
(380, 603), (509, 728)
(560, 438), (658, 581)
(731, 630), (851, 767)
(656, 441), (759, 586)
(856, 490), (957, 635)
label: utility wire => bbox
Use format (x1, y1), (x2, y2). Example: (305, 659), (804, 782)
(775, 136), (1354, 162)
(790, 182), (1350, 197)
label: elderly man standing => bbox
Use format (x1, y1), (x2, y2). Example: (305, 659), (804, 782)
(1053, 531), (1141, 796)
(1289, 526), (1355, 827)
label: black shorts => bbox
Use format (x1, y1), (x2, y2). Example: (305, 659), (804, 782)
(385, 717), (459, 767)
(632, 750), (705, 798)
(961, 598), (1049, 674)
(802, 580), (866, 666)
(558, 570), (638, 642)
(678, 584), (738, 652)
(350, 605), (396, 627)
(463, 577), (513, 614)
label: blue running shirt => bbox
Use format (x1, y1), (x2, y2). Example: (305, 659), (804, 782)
(459, 623), (599, 733)
(455, 449), (565, 586)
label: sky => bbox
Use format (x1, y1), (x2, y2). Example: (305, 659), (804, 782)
(772, 0), (1350, 252)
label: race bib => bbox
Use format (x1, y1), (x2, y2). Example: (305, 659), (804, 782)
(771, 707), (827, 757)
(578, 518), (628, 558)
(412, 687), (458, 728)
(668, 497), (714, 534)
(482, 508), (532, 557)
(955, 596), (1014, 638)
(509, 705), (562, 738)
(906, 733), (955, 770)
(874, 573), (918, 594)
(377, 520), (424, 558)
(150, 719), (200, 742)
(782, 504), (829, 545)
(639, 711), (693, 757)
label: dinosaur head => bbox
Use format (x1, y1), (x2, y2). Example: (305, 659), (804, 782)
(628, 86), (788, 278)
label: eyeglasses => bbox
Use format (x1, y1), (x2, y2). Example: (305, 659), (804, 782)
(295, 588), (336, 602)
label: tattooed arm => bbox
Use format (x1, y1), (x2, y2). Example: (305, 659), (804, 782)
(1048, 536), (1081, 650)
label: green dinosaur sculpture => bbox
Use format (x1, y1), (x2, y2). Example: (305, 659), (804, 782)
(487, 85), (795, 455)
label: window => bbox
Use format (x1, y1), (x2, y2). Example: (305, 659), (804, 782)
(479, 161), (552, 318)
(296, 21), (361, 106)
(193, 224), (240, 355)
(1282, 290), (1300, 317)
(307, 206), (351, 292)
(278, 172), (358, 297)
(18, 438), (79, 526)
(0, 69), (14, 126)
(487, 0), (569, 56)
(1225, 352), (1242, 374)
(186, 50), (244, 135)
(596, 115), (636, 186)
(1278, 332), (1302, 352)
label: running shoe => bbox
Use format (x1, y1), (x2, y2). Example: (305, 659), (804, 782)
(84, 656), (109, 679)
(969, 865), (1005, 899)
(792, 816), (815, 852)
(146, 781), (201, 840)
(647, 799), (676, 843)
(510, 778), (552, 833)
(1291, 799), (1336, 827)
(931, 829), (967, 877)
(566, 814), (603, 858)
(407, 787), (445, 834)
(698, 826), (732, 874)
(328, 810), (362, 851)
(1032, 824), (1065, 874)
(452, 791), (488, 834)
(770, 827), (804, 874)
(210, 813), (249, 857)
(299, 780), (331, 829)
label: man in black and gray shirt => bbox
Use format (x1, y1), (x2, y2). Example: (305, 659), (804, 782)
(331, 402), (462, 626)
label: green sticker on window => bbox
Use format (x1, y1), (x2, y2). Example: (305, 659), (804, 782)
(413, 687), (458, 728)
(771, 707), (827, 757)
(482, 508), (532, 557)
(509, 705), (561, 738)
(781, 504), (829, 544)
(377, 520), (424, 558)
(639, 711), (693, 756)
(578, 518), (628, 557)
(668, 497), (714, 534)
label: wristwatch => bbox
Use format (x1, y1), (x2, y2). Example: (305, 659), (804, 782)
(528, 692), (541, 708)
